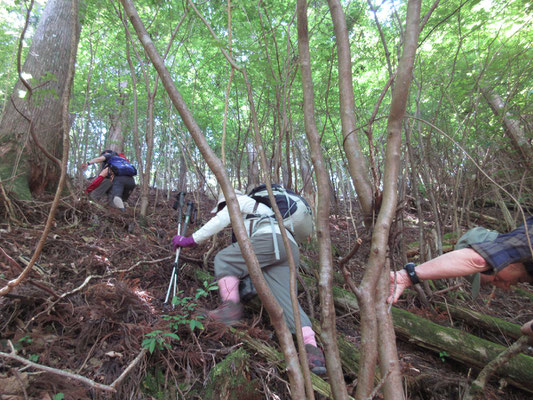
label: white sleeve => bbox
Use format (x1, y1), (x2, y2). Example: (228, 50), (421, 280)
(192, 195), (256, 243)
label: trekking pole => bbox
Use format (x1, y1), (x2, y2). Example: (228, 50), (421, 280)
(173, 191), (186, 234)
(164, 200), (195, 306)
(163, 193), (186, 306)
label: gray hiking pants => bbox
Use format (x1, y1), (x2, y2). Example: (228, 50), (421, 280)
(214, 233), (312, 333)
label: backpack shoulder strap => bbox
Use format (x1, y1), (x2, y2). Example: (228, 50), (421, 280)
(248, 201), (259, 237)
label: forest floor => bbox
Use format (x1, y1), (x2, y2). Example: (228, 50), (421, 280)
(1, 187), (532, 400)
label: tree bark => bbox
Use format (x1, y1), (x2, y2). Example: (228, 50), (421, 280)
(296, 1), (348, 398)
(481, 87), (533, 168)
(327, 0), (374, 224)
(107, 91), (127, 153)
(354, 1), (421, 398)
(0, 0), (81, 199)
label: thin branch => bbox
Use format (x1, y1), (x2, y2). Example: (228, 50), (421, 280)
(1, 343), (116, 393)
(463, 336), (529, 400)
(110, 348), (148, 389)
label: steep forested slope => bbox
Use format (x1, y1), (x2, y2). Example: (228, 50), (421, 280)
(1, 188), (532, 399)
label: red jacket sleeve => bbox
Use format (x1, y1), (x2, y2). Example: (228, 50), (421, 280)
(85, 175), (105, 194)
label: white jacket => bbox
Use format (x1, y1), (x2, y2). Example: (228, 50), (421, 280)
(192, 194), (296, 245)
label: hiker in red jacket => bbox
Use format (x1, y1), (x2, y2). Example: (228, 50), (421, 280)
(82, 150), (136, 211)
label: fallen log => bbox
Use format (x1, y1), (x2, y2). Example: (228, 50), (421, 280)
(434, 302), (523, 340)
(392, 307), (533, 393)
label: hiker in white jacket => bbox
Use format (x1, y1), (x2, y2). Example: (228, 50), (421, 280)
(172, 189), (326, 375)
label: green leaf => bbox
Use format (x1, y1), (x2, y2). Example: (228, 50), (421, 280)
(189, 320), (204, 331)
(164, 332), (181, 340)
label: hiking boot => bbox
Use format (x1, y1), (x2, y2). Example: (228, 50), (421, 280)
(305, 344), (327, 375)
(204, 301), (243, 326)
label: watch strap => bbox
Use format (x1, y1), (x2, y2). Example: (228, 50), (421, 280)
(404, 262), (420, 285)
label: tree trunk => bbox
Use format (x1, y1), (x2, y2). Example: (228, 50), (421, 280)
(327, 0), (374, 224)
(481, 87), (533, 168)
(246, 141), (260, 192)
(107, 90), (127, 153)
(354, 1), (421, 398)
(120, 1), (307, 397)
(296, 1), (348, 398)
(0, 0), (81, 199)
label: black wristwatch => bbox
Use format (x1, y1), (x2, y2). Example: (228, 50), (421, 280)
(403, 262), (420, 285)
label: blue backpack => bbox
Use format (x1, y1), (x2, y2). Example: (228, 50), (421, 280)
(106, 155), (137, 177)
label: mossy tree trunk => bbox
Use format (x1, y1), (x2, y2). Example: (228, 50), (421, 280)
(0, 0), (81, 199)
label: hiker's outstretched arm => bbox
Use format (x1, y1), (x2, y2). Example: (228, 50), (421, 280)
(388, 248), (490, 304)
(82, 155), (106, 170)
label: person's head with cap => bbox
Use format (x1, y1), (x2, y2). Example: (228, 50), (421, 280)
(211, 189), (244, 214)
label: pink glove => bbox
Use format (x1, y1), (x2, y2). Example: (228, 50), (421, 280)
(172, 235), (197, 249)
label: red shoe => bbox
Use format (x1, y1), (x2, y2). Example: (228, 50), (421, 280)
(204, 301), (243, 326)
(305, 344), (327, 375)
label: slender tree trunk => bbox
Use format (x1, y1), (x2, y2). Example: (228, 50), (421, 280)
(327, 0), (375, 224)
(107, 90), (127, 153)
(297, 1), (349, 398)
(297, 138), (315, 208)
(481, 87), (533, 168)
(140, 89), (157, 217)
(355, 0), (421, 398)
(246, 141), (260, 191)
(0, 0), (81, 199)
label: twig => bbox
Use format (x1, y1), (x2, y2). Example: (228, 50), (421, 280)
(1, 341), (116, 393)
(338, 236), (365, 268)
(365, 370), (392, 400)
(463, 336), (529, 400)
(432, 283), (464, 296)
(12, 368), (29, 400)
(115, 255), (173, 273)
(110, 348), (147, 389)
(0, 182), (20, 224)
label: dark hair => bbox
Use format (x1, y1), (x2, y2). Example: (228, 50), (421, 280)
(100, 149), (116, 156)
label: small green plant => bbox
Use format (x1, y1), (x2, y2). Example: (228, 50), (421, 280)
(439, 351), (449, 362)
(18, 336), (32, 345)
(142, 330), (178, 354)
(52, 393), (65, 400)
(143, 281), (217, 354)
(195, 280), (218, 299)
(29, 354), (40, 362)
